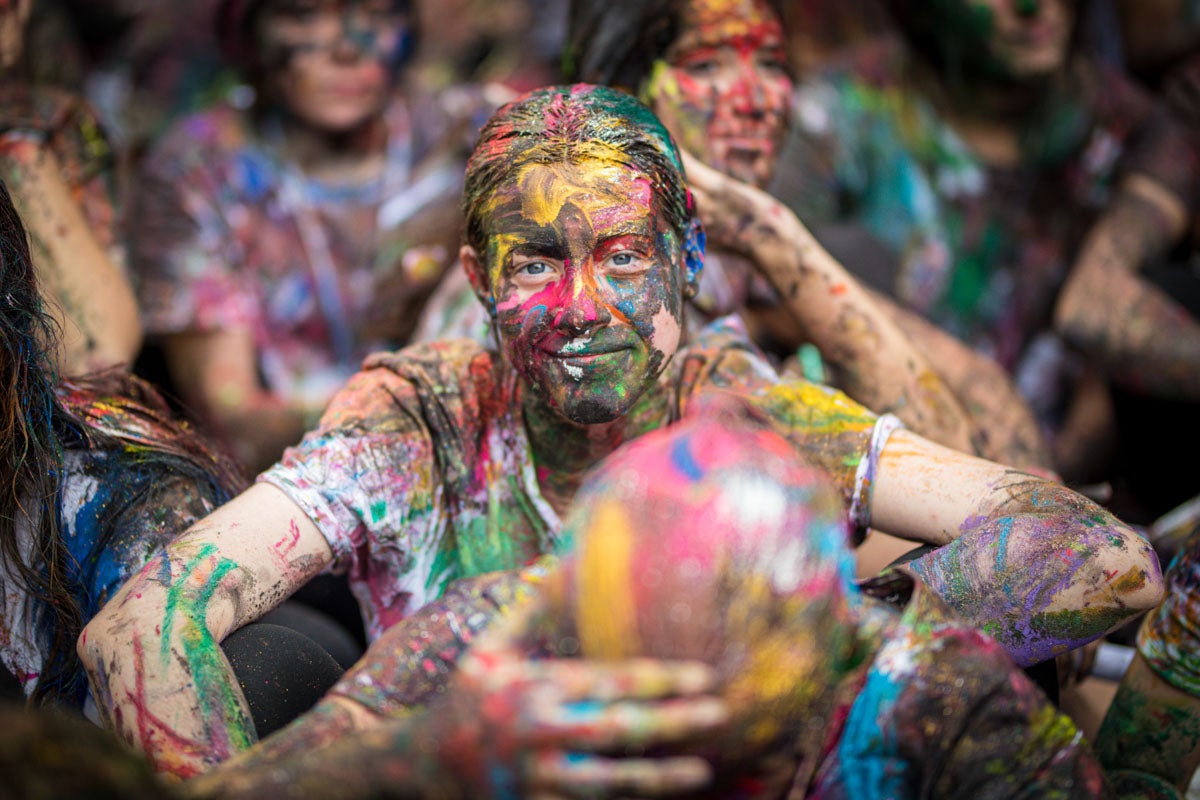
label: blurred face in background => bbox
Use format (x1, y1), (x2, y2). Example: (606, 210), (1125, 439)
(643, 0), (792, 188)
(929, 0), (1074, 81)
(257, 0), (410, 132)
(0, 0), (30, 72)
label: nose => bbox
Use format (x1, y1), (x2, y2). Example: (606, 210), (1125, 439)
(554, 266), (612, 336)
(331, 12), (373, 61)
(729, 61), (770, 117)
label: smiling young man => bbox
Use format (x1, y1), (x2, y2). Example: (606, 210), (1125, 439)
(83, 85), (1162, 779)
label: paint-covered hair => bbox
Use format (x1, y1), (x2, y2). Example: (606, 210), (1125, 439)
(463, 83), (696, 267)
(564, 0), (785, 92)
(0, 181), (243, 706)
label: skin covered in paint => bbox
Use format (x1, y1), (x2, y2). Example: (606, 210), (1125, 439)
(643, 0), (792, 188)
(474, 158), (686, 425)
(1095, 530), (1200, 793)
(82, 84), (1165, 782)
(460, 153), (697, 514)
(636, 0), (1044, 465)
(0, 0), (142, 373)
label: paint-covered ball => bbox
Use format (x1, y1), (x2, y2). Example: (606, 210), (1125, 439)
(545, 398), (860, 771)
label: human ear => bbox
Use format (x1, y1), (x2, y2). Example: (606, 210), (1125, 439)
(460, 245), (496, 316)
(681, 217), (706, 300)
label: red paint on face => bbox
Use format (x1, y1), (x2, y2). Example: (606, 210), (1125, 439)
(646, 0), (792, 187)
(481, 159), (686, 425)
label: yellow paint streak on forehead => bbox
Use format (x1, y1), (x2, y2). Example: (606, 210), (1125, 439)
(680, 0), (777, 40)
(480, 153), (657, 278)
(513, 154), (642, 227)
(575, 499), (641, 659)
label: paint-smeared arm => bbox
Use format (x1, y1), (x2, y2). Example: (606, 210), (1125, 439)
(868, 429), (1163, 666)
(78, 482), (333, 777)
(1, 138), (142, 373)
(226, 568), (538, 765)
(681, 151), (979, 456)
(872, 291), (1052, 471)
(1054, 174), (1200, 398)
(1096, 533), (1200, 791)
(185, 587), (726, 800)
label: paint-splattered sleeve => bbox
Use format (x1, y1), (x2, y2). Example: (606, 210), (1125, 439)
(261, 367), (441, 573)
(130, 109), (260, 335)
(260, 341), (491, 635)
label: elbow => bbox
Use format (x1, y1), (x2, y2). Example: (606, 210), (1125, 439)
(1097, 536), (1166, 616)
(1051, 276), (1095, 352)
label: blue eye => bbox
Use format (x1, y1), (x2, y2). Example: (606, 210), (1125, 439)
(519, 261), (548, 275)
(611, 253), (633, 266)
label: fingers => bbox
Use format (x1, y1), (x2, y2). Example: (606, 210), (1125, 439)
(528, 752), (714, 798)
(532, 696), (729, 751)
(534, 659), (719, 703)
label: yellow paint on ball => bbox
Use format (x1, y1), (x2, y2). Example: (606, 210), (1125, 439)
(575, 499), (641, 659)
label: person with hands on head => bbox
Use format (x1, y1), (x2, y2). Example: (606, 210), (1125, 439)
(562, 0), (1053, 472)
(82, 84), (1162, 780)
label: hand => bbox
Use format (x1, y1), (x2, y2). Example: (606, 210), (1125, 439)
(681, 149), (805, 258)
(428, 611), (730, 799)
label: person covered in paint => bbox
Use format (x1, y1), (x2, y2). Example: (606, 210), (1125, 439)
(182, 403), (1116, 799)
(567, 0), (1055, 471)
(415, 0), (1047, 468)
(130, 0), (475, 473)
(0, 178), (242, 714)
(782, 0), (1200, 488)
(82, 84), (1163, 778)
(0, 0), (143, 374)
(1093, 527), (1200, 796)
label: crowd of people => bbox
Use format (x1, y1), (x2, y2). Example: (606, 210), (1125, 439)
(2, 0), (1200, 797)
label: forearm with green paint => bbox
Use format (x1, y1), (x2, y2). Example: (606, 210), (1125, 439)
(908, 476), (1163, 666)
(81, 543), (259, 778)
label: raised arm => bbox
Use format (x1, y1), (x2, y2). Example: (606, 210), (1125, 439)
(869, 291), (1052, 470)
(1054, 174), (1200, 399)
(78, 482), (333, 777)
(1, 138), (142, 373)
(869, 429), (1164, 666)
(681, 151), (979, 456)
(185, 569), (726, 800)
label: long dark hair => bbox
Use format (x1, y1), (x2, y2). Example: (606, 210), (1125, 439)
(564, 0), (785, 92)
(0, 180), (243, 706)
(0, 179), (82, 706)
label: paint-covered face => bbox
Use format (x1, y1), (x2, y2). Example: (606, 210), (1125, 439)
(643, 0), (792, 188)
(257, 0), (409, 132)
(474, 157), (689, 426)
(957, 0), (1073, 79)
